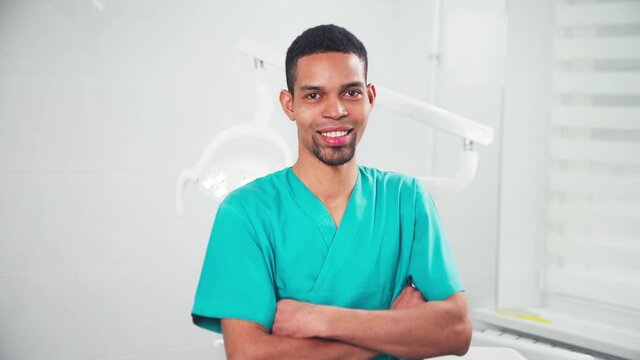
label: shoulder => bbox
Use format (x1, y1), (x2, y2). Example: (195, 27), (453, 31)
(212, 168), (289, 242)
(217, 167), (289, 214)
(358, 165), (435, 212)
(358, 165), (423, 194)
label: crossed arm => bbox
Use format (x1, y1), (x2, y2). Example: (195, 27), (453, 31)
(221, 287), (471, 359)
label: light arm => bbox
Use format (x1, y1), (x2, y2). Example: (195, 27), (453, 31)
(236, 37), (493, 146)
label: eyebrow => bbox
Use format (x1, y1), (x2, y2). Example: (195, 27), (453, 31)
(341, 81), (366, 91)
(298, 81), (366, 92)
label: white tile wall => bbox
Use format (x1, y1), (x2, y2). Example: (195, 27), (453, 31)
(0, 269), (77, 360)
(105, 344), (225, 360)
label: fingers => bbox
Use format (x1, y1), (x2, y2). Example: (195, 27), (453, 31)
(391, 285), (427, 310)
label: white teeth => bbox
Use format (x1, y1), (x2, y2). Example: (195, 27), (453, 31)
(320, 130), (349, 138)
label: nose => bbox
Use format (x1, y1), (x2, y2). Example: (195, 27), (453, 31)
(322, 96), (348, 120)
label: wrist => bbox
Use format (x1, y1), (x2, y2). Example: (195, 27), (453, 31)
(314, 304), (339, 338)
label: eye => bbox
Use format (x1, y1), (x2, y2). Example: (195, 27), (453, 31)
(305, 93), (320, 100)
(345, 89), (362, 97)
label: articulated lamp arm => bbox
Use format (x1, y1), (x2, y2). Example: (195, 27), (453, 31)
(176, 38), (496, 215)
(236, 37), (494, 194)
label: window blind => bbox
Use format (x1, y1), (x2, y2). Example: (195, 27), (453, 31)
(546, 0), (640, 310)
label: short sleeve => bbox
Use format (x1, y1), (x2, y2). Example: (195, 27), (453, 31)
(191, 195), (276, 333)
(408, 181), (464, 301)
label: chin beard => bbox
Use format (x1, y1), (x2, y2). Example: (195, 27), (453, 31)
(312, 138), (356, 166)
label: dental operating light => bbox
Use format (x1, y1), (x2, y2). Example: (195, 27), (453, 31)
(176, 38), (494, 215)
(176, 60), (293, 216)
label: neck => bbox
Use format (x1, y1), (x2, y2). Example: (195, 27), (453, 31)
(291, 153), (358, 206)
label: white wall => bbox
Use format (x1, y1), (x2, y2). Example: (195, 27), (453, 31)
(429, 0), (507, 312)
(498, 0), (553, 309)
(0, 1), (506, 359)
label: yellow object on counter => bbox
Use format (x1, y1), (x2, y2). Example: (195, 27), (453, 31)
(496, 308), (552, 324)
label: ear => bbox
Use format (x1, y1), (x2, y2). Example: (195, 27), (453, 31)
(366, 83), (376, 107)
(279, 89), (295, 121)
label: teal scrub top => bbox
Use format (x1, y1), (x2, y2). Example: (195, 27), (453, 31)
(191, 165), (464, 359)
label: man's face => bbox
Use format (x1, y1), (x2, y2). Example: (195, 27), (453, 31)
(280, 52), (375, 167)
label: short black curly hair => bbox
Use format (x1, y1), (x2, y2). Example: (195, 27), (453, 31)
(285, 24), (368, 94)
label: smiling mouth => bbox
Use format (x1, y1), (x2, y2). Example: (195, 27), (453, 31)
(317, 129), (353, 138)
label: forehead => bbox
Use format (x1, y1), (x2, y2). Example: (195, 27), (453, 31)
(294, 52), (366, 88)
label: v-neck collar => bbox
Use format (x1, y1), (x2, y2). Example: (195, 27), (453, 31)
(286, 166), (362, 246)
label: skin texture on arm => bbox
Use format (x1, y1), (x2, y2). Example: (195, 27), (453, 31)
(221, 319), (378, 360)
(272, 288), (472, 360)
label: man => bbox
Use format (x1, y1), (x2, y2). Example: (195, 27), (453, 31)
(192, 24), (471, 359)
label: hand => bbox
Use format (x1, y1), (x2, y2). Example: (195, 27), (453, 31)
(391, 285), (427, 310)
(272, 299), (325, 338)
